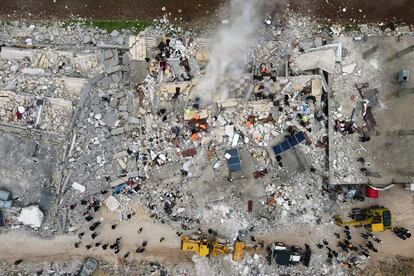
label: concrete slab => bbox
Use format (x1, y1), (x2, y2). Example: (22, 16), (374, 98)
(329, 36), (414, 185)
(0, 133), (56, 215)
(293, 48), (336, 74)
(0, 47), (36, 60)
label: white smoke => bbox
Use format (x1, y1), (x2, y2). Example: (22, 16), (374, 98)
(194, 0), (262, 103)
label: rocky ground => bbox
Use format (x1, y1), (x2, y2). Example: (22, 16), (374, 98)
(0, 1), (413, 275)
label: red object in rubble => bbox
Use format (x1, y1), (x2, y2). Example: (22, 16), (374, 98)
(247, 200), (253, 212)
(366, 187), (379, 198)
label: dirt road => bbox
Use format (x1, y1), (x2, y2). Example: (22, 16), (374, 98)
(0, 0), (414, 23)
(0, 190), (412, 272)
(0, 202), (190, 266)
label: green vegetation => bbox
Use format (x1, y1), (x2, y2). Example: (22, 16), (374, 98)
(343, 23), (361, 33)
(63, 20), (151, 33)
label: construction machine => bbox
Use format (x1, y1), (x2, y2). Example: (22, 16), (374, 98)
(181, 236), (210, 257)
(232, 240), (247, 261)
(210, 240), (231, 257)
(181, 235), (230, 257)
(335, 206), (392, 233)
(232, 235), (262, 262)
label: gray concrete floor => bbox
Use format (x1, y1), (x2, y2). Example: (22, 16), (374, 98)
(330, 36), (414, 185)
(0, 132), (56, 214)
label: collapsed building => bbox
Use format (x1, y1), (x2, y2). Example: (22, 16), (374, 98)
(0, 8), (413, 276)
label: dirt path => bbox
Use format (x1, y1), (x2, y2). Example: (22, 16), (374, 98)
(0, 201), (191, 265)
(0, 0), (414, 23)
(0, 0), (224, 21)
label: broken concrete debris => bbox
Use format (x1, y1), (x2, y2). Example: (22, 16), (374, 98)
(17, 205), (44, 228)
(0, 7), (413, 276)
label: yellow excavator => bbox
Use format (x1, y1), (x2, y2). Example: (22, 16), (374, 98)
(335, 206), (392, 232)
(232, 240), (247, 261)
(181, 235), (230, 257)
(232, 238), (262, 262)
(181, 234), (258, 261)
(181, 236), (211, 257)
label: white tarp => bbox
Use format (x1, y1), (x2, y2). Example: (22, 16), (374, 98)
(104, 195), (120, 212)
(18, 205), (44, 228)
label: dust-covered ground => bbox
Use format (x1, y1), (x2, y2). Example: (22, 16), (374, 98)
(1, 0), (414, 24)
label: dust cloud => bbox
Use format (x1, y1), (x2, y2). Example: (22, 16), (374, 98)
(194, 0), (263, 103)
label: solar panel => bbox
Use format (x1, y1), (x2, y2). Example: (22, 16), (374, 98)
(227, 148), (238, 156)
(225, 148), (242, 172)
(287, 136), (298, 147)
(295, 131), (305, 143)
(272, 131), (306, 157)
(280, 141), (290, 151)
(228, 156), (239, 165)
(272, 144), (283, 156)
(229, 163), (242, 172)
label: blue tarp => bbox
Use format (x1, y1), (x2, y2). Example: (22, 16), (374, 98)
(272, 131), (306, 157)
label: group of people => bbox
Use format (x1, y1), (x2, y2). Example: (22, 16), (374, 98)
(334, 119), (372, 143)
(318, 226), (384, 267)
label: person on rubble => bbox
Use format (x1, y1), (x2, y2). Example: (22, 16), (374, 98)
(179, 56), (191, 73)
(260, 63), (271, 76)
(334, 120), (356, 135)
(136, 247), (145, 253)
(359, 135), (371, 142)
(90, 221), (101, 231)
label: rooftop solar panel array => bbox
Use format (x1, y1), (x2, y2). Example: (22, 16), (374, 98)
(225, 148), (242, 172)
(272, 131), (306, 157)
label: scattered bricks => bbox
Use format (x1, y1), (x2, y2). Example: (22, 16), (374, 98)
(127, 171), (139, 178)
(113, 91), (125, 99)
(123, 126), (134, 133)
(128, 117), (140, 124)
(117, 159), (127, 170)
(105, 65), (122, 74)
(111, 127), (125, 135)
(113, 151), (129, 159)
(110, 177), (129, 187)
(253, 168), (268, 179)
(182, 148), (197, 157)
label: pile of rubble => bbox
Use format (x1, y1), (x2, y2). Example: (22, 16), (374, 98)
(1, 6), (412, 275)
